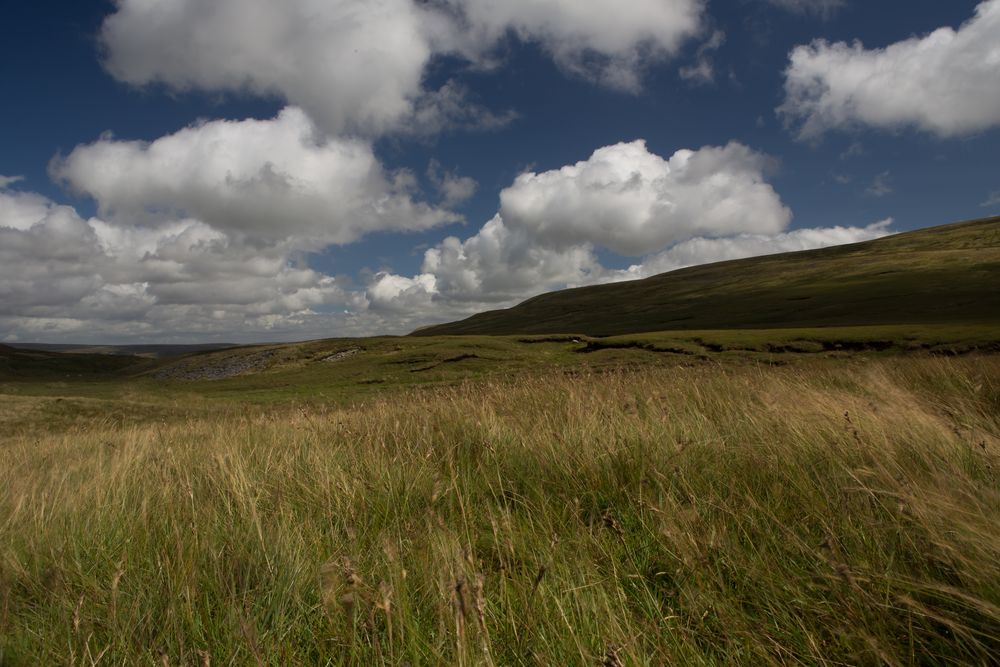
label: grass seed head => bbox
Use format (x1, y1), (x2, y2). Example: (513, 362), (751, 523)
(603, 644), (624, 667)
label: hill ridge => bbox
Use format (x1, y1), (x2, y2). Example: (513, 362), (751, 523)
(414, 216), (1000, 337)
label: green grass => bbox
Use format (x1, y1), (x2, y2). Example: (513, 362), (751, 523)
(3, 214), (1000, 664)
(1, 353), (999, 665)
(3, 324), (998, 435)
(416, 216), (1000, 336)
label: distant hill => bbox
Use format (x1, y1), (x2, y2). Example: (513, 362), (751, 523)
(6, 343), (237, 358)
(414, 216), (1000, 337)
(0, 344), (147, 379)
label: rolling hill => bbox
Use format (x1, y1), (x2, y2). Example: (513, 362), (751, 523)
(6, 342), (237, 358)
(414, 216), (1000, 337)
(0, 343), (150, 379)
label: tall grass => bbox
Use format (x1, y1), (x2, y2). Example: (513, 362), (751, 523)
(1, 358), (999, 665)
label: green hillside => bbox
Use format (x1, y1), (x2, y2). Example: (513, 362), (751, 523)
(415, 216), (1000, 337)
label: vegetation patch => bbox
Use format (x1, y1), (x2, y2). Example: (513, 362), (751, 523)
(1, 358), (998, 664)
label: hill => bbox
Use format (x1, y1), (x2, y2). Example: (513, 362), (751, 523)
(0, 343), (147, 379)
(5, 342), (237, 358)
(414, 216), (1000, 336)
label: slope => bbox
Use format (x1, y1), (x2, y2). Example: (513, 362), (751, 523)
(0, 344), (148, 379)
(414, 216), (1000, 337)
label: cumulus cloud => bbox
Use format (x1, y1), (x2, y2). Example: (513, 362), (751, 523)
(0, 175), (24, 189)
(0, 186), (358, 342)
(52, 107), (457, 247)
(0, 185), (54, 231)
(406, 80), (518, 137)
(780, 0), (1000, 139)
(5, 105), (468, 341)
(448, 0), (705, 92)
(100, 0), (705, 135)
(499, 140), (791, 256)
(365, 139), (795, 320)
(427, 160), (478, 207)
(385, 215), (603, 306)
(982, 190), (1000, 208)
(0, 198), (106, 315)
(361, 216), (605, 331)
(0, 139), (895, 340)
(364, 140), (892, 326)
(101, 0), (443, 136)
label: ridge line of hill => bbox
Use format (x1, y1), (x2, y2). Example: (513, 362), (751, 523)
(413, 216), (1000, 337)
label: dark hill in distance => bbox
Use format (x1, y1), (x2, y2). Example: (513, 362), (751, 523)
(414, 216), (1000, 337)
(0, 344), (146, 379)
(6, 343), (237, 358)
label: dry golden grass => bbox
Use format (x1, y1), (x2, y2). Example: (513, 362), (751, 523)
(1, 357), (998, 664)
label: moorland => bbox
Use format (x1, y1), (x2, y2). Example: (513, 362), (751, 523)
(1, 216), (999, 665)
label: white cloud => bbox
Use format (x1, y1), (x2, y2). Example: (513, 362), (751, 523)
(405, 80), (518, 137)
(0, 139), (896, 341)
(0, 185), (54, 231)
(364, 140), (893, 327)
(6, 104), (468, 342)
(449, 0), (705, 92)
(366, 273), (439, 315)
(766, 0), (845, 18)
(780, 1), (1000, 139)
(0, 187), (356, 341)
(0, 175), (24, 189)
(0, 201), (106, 314)
(498, 140), (791, 256)
(361, 214), (607, 330)
(52, 107), (457, 247)
(101, 0), (443, 136)
(100, 0), (705, 136)
(982, 190), (1000, 208)
(427, 160), (478, 207)
(413, 214), (604, 305)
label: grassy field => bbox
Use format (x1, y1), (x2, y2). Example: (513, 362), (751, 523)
(2, 341), (999, 664)
(417, 216), (1000, 336)
(3, 323), (998, 436)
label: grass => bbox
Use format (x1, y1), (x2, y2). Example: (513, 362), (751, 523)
(416, 216), (1000, 336)
(1, 323), (997, 434)
(2, 354), (999, 665)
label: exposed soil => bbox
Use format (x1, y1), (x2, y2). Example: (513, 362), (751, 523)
(410, 353), (483, 373)
(322, 348), (362, 362)
(578, 341), (697, 356)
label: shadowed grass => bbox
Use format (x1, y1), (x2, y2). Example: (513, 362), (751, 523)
(1, 357), (998, 664)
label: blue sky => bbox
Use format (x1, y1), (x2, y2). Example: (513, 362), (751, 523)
(1, 0), (998, 342)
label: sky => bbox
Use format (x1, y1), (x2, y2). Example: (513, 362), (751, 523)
(1, 0), (998, 344)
